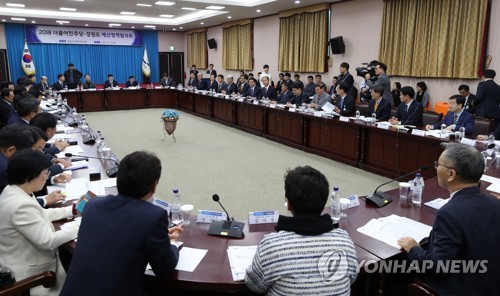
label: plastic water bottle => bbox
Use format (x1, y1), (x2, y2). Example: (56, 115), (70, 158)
(171, 188), (182, 225)
(440, 124), (446, 137)
(412, 173), (424, 206)
(331, 187), (341, 223)
(81, 115), (89, 137)
(371, 112), (376, 123)
(95, 131), (102, 148)
(459, 127), (465, 140)
(355, 110), (360, 121)
(488, 134), (495, 146)
(98, 137), (106, 158)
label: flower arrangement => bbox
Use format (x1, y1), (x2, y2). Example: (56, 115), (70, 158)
(161, 109), (180, 122)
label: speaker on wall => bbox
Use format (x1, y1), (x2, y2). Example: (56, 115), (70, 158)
(330, 36), (345, 54)
(208, 38), (217, 49)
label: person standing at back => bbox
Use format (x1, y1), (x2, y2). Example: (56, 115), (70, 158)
(61, 151), (182, 296)
(63, 63), (83, 89)
(474, 69), (500, 130)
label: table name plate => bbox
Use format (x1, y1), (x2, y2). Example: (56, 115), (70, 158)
(197, 210), (228, 223)
(248, 210), (279, 224)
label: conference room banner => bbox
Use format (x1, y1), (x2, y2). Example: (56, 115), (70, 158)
(25, 25), (143, 46)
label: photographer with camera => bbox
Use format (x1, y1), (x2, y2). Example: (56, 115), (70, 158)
(364, 62), (394, 106)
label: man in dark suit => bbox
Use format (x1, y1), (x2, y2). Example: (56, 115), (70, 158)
(7, 97), (41, 126)
(104, 74), (119, 88)
(82, 74), (96, 89)
(259, 76), (277, 100)
(275, 73), (284, 94)
(427, 95), (475, 136)
(196, 73), (207, 90)
(293, 74), (304, 90)
(52, 74), (67, 91)
(304, 75), (315, 97)
(216, 75), (227, 94)
(61, 151), (181, 296)
(277, 83), (293, 104)
(238, 74), (250, 96)
(283, 73), (293, 90)
(223, 75), (237, 95)
(189, 65), (198, 77)
(337, 62), (355, 91)
(367, 85), (391, 121)
(63, 63), (83, 89)
(332, 82), (356, 117)
(208, 74), (218, 92)
(398, 143), (500, 296)
(389, 86), (423, 126)
(365, 62), (393, 106)
(0, 88), (15, 126)
(35, 76), (50, 92)
(125, 76), (139, 88)
(186, 72), (198, 88)
(474, 69), (500, 129)
(247, 78), (261, 98)
(206, 64), (217, 77)
(287, 83), (309, 105)
(458, 84), (476, 114)
(160, 73), (175, 87)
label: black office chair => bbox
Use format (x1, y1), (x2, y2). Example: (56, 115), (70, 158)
(0, 271), (56, 296)
(422, 111), (443, 127)
(473, 116), (493, 137)
(407, 281), (440, 296)
(356, 102), (370, 117)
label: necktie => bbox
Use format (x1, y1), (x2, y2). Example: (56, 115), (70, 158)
(374, 100), (379, 112)
(405, 104), (408, 113)
(264, 87), (267, 97)
(339, 98), (343, 110)
(250, 88), (254, 96)
(452, 114), (458, 124)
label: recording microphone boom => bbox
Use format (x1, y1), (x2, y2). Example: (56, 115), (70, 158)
(366, 166), (429, 207)
(65, 153), (119, 177)
(207, 194), (245, 238)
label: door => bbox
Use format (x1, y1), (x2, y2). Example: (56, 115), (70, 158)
(159, 52), (184, 86)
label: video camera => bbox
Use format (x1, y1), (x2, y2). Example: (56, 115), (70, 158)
(355, 60), (379, 78)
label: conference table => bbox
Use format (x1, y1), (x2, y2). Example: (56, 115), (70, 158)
(52, 90), (500, 295)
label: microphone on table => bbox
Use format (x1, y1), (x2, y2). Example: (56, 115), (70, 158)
(64, 153), (119, 178)
(366, 166), (429, 208)
(207, 194), (245, 238)
(68, 125), (96, 145)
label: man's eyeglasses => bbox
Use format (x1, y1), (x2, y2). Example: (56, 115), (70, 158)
(434, 161), (454, 170)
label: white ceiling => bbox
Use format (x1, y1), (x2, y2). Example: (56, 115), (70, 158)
(0, 0), (342, 31)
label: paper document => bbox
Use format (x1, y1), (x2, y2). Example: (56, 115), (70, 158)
(321, 102), (335, 113)
(174, 247), (208, 272)
(56, 145), (84, 158)
(52, 133), (75, 140)
(63, 160), (88, 171)
(486, 182), (500, 194)
(227, 245), (257, 281)
(424, 198), (449, 210)
(100, 178), (117, 188)
(60, 217), (82, 231)
(480, 174), (500, 184)
(88, 181), (106, 196)
(426, 130), (450, 139)
(357, 214), (432, 249)
(65, 178), (90, 200)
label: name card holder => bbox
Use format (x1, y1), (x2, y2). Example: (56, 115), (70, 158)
(153, 198), (171, 215)
(197, 210), (228, 223)
(248, 210), (279, 224)
(339, 116), (350, 122)
(411, 129), (426, 137)
(313, 111), (323, 117)
(253, 100), (259, 105)
(460, 138), (477, 147)
(377, 123), (390, 130)
(289, 107), (297, 112)
(238, 97), (244, 102)
(344, 195), (360, 208)
(269, 104), (276, 109)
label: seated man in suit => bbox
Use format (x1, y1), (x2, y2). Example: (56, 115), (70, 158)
(52, 74), (68, 91)
(247, 78), (261, 98)
(82, 74), (96, 89)
(283, 73), (293, 90)
(7, 97), (41, 125)
(104, 74), (119, 88)
(36, 76), (50, 92)
(246, 166), (358, 295)
(303, 75), (315, 97)
(0, 88), (15, 126)
(238, 74), (250, 96)
(207, 74), (218, 92)
(310, 84), (331, 111)
(275, 73), (284, 94)
(222, 75), (237, 95)
(258, 76), (277, 100)
(367, 85), (391, 121)
(160, 73), (175, 87)
(332, 82), (356, 117)
(61, 151), (182, 296)
(314, 74), (327, 90)
(458, 84), (476, 114)
(287, 83), (309, 106)
(275, 83), (292, 104)
(206, 63), (217, 77)
(293, 74), (304, 90)
(196, 73), (207, 90)
(186, 72), (198, 88)
(189, 64), (198, 77)
(398, 143), (500, 295)
(389, 86), (423, 126)
(216, 74), (227, 94)
(426, 95), (475, 136)
(125, 76), (139, 88)
(30, 112), (69, 156)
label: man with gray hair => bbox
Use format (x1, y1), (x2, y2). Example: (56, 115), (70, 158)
(223, 75), (237, 95)
(398, 143), (500, 295)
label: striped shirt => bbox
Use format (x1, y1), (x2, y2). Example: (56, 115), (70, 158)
(245, 228), (358, 295)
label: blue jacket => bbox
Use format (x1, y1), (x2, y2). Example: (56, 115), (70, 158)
(432, 110), (475, 136)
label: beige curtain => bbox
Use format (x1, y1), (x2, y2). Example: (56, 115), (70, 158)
(222, 22), (253, 70)
(380, 0), (488, 78)
(278, 9), (328, 73)
(187, 31), (207, 69)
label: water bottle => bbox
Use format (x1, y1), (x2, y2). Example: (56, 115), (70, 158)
(412, 173), (424, 206)
(488, 134), (495, 146)
(171, 188), (182, 225)
(98, 137), (106, 158)
(355, 110), (360, 121)
(371, 112), (376, 123)
(440, 124), (446, 136)
(95, 131), (102, 149)
(459, 127), (465, 140)
(330, 186), (341, 223)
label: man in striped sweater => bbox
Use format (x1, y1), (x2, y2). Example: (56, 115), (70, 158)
(245, 166), (358, 295)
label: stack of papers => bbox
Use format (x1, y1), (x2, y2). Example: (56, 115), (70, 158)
(426, 130), (450, 139)
(481, 174), (500, 194)
(357, 214), (432, 249)
(227, 246), (257, 281)
(424, 198), (449, 210)
(63, 160), (88, 171)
